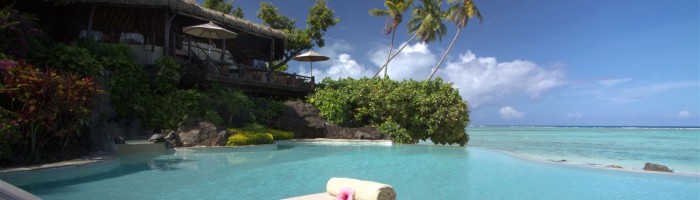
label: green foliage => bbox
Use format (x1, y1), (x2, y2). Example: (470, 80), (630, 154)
(226, 127), (275, 146)
(250, 98), (285, 125)
(310, 77), (470, 146)
(203, 0), (233, 14)
(209, 89), (251, 126)
(232, 7), (244, 18)
(0, 61), (100, 159)
(0, 107), (20, 161)
(408, 0), (448, 43)
(82, 43), (217, 130)
(369, 0), (414, 34)
(257, 0), (338, 70)
(226, 124), (293, 145)
(153, 56), (181, 94)
(0, 6), (44, 60)
(37, 44), (102, 77)
(269, 129), (294, 140)
(377, 119), (412, 144)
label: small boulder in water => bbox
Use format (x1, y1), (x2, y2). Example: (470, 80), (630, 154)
(607, 165), (623, 169)
(643, 163), (673, 173)
(148, 134), (165, 143)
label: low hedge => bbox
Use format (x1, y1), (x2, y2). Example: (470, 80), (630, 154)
(226, 132), (273, 146)
(226, 125), (293, 146)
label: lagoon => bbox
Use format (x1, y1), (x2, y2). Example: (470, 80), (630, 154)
(6, 140), (700, 200)
(468, 126), (700, 175)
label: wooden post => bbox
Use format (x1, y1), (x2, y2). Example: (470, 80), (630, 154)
(267, 39), (275, 82)
(163, 10), (176, 56)
(187, 36), (192, 62)
(220, 39), (226, 61)
(151, 11), (156, 53)
(87, 4), (96, 40)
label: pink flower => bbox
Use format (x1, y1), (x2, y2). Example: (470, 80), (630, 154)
(335, 188), (354, 200)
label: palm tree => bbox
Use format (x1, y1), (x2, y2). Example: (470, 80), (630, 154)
(369, 0), (413, 78)
(427, 0), (482, 80)
(373, 0), (448, 78)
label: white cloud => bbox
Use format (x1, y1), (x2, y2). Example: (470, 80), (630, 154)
(299, 53), (373, 82)
(312, 42), (567, 108)
(677, 110), (690, 118)
(440, 51), (566, 107)
(369, 42), (436, 80)
(566, 112), (583, 119)
(500, 106), (525, 119)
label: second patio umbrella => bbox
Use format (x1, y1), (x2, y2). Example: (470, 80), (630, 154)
(293, 50), (330, 76)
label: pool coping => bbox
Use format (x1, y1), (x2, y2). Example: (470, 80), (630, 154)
(0, 151), (119, 174)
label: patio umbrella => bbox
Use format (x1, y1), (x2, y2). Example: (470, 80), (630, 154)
(183, 21), (238, 53)
(183, 21), (238, 40)
(293, 50), (330, 76)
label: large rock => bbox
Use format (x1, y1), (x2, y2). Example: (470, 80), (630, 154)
(277, 101), (328, 138)
(276, 101), (388, 140)
(175, 119), (231, 147)
(643, 163), (673, 173)
(326, 125), (388, 140)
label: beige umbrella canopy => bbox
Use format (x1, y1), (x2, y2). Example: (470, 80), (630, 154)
(183, 21), (238, 39)
(293, 50), (330, 76)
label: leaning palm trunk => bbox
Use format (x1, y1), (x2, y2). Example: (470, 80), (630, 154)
(374, 33), (418, 78)
(384, 30), (396, 78)
(428, 28), (460, 80)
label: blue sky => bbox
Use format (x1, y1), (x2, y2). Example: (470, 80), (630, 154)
(204, 0), (699, 126)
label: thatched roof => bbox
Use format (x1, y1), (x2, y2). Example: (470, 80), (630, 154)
(72, 0), (286, 40)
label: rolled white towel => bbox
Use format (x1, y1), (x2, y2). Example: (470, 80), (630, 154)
(326, 177), (396, 200)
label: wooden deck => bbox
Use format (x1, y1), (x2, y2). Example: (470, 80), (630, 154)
(183, 63), (315, 97)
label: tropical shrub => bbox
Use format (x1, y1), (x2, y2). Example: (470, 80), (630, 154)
(37, 44), (103, 77)
(250, 97), (285, 125)
(226, 128), (274, 146)
(0, 7), (44, 60)
(225, 124), (293, 146)
(0, 61), (100, 161)
(269, 129), (294, 140)
(209, 89), (252, 127)
(310, 77), (470, 146)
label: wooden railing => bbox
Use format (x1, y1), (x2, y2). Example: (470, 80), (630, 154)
(179, 36), (315, 94)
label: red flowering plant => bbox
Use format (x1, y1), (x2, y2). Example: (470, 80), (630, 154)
(0, 60), (100, 160)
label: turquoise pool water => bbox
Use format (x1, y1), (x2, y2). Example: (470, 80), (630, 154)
(468, 127), (700, 175)
(6, 141), (700, 200)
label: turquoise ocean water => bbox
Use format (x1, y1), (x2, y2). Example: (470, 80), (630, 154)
(467, 126), (700, 175)
(0, 127), (700, 200)
(3, 137), (699, 200)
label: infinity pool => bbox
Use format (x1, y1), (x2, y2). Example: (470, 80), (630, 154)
(6, 142), (700, 200)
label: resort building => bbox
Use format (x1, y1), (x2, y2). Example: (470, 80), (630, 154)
(15, 0), (314, 97)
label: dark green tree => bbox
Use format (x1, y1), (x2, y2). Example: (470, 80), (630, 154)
(232, 7), (244, 18)
(257, 0), (338, 70)
(203, 0), (233, 14)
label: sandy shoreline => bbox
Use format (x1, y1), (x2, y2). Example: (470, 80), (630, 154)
(476, 147), (700, 177)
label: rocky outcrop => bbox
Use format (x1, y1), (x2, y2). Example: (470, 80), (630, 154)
(326, 125), (387, 140)
(277, 101), (388, 140)
(173, 119), (231, 147)
(276, 101), (328, 138)
(148, 134), (165, 143)
(643, 163), (673, 173)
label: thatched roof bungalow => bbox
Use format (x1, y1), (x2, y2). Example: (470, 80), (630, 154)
(16, 0), (286, 63)
(14, 0), (314, 97)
